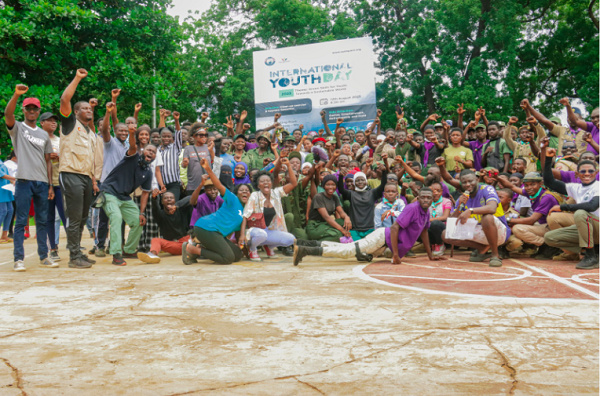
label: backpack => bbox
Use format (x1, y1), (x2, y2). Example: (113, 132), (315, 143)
(484, 139), (504, 170)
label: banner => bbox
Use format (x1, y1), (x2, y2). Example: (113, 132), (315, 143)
(252, 37), (377, 135)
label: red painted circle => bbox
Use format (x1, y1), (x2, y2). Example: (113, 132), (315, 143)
(360, 252), (599, 300)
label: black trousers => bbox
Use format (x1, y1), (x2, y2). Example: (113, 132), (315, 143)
(193, 227), (242, 265)
(59, 172), (93, 259)
(428, 220), (446, 245)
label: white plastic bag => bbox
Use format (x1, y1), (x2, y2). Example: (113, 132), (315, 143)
(445, 217), (478, 240)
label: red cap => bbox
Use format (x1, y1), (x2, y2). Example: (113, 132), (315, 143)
(22, 98), (41, 108)
(311, 137), (327, 144)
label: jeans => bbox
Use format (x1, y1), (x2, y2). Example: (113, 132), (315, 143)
(14, 180), (49, 261)
(0, 201), (14, 231)
(47, 185), (67, 250)
(247, 228), (295, 251)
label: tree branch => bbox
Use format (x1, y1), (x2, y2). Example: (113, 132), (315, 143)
(589, 0), (599, 29)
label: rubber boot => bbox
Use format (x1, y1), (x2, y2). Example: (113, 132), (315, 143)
(576, 248), (599, 269)
(293, 245), (323, 266)
(296, 239), (322, 247)
(355, 242), (373, 262)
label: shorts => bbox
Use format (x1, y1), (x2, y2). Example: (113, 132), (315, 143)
(472, 216), (509, 245)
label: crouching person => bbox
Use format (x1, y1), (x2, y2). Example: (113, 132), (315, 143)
(137, 192), (192, 264)
(442, 170), (511, 267)
(293, 188), (445, 266)
(101, 125), (154, 266)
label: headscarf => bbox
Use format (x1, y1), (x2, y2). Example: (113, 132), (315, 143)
(219, 165), (234, 190)
(354, 172), (368, 192)
(233, 162), (252, 185)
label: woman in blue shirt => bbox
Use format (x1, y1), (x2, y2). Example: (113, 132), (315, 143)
(183, 158), (251, 264)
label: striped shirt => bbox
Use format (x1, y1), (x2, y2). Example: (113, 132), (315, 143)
(159, 129), (182, 185)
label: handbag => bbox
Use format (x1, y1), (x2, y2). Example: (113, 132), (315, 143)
(247, 212), (266, 229)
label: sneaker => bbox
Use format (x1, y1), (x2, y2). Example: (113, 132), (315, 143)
(68, 258), (93, 269)
(137, 251), (161, 264)
(576, 249), (599, 270)
(81, 255), (96, 265)
(122, 252), (137, 259)
(489, 256), (503, 267)
(24, 226), (29, 239)
(13, 261), (25, 272)
(39, 257), (59, 268)
(263, 246), (277, 258)
(181, 243), (197, 265)
(553, 251), (580, 261)
(112, 254), (127, 266)
(437, 244), (446, 256)
(94, 248), (106, 258)
(432, 244), (446, 257)
(249, 249), (261, 261)
(50, 250), (61, 262)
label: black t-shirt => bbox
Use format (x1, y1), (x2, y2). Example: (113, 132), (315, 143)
(101, 153), (152, 201)
(308, 193), (341, 222)
(58, 111), (90, 135)
(264, 206), (276, 227)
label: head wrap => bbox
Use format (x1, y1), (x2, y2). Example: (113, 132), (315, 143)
(233, 162), (252, 185)
(321, 174), (338, 188)
(354, 172), (368, 192)
(219, 165), (234, 190)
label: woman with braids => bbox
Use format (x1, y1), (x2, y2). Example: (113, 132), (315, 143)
(183, 158), (251, 265)
(239, 157), (298, 261)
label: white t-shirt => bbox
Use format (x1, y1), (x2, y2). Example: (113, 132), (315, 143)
(4, 160), (17, 178)
(150, 150), (164, 190)
(513, 194), (533, 217)
(566, 181), (599, 217)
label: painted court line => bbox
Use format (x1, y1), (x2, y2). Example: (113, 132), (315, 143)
(366, 267), (531, 282)
(512, 259), (600, 300)
(0, 252), (35, 267)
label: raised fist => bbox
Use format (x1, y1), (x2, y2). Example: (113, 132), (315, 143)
(164, 110), (172, 117)
(320, 110), (326, 118)
(546, 148), (556, 158)
(243, 123), (251, 131)
(526, 116), (536, 124)
(298, 124), (304, 130)
(173, 111), (180, 120)
(76, 69), (88, 79)
(111, 88), (121, 97)
(520, 99), (530, 108)
(377, 109), (382, 117)
(508, 116), (518, 124)
(15, 84), (28, 95)
(89, 98), (98, 107)
(106, 102), (115, 111)
(274, 113), (281, 120)
(240, 110), (247, 120)
(135, 103), (142, 112)
(435, 157), (445, 167)
(559, 97), (570, 107)
(336, 118), (344, 124)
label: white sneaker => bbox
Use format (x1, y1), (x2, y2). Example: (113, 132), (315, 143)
(137, 251), (161, 264)
(39, 257), (59, 268)
(13, 261), (26, 272)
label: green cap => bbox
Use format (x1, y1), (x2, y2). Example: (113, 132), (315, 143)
(523, 172), (543, 182)
(549, 116), (561, 124)
(284, 135), (296, 142)
(475, 124), (486, 130)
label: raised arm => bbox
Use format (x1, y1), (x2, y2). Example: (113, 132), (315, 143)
(190, 174), (209, 206)
(281, 157), (298, 194)
(503, 117), (517, 151)
(395, 156), (424, 183)
(542, 148), (568, 196)
(457, 104), (465, 131)
(134, 103), (142, 124)
(4, 84), (29, 129)
(320, 110), (332, 136)
(559, 98), (587, 130)
(88, 98), (98, 132)
(60, 68), (87, 116)
(126, 124), (137, 156)
(101, 102), (115, 143)
(420, 114), (438, 132)
(521, 99), (553, 131)
(337, 168), (352, 201)
(434, 157), (461, 189)
(200, 158), (227, 196)
(110, 89), (120, 126)
(495, 175), (522, 195)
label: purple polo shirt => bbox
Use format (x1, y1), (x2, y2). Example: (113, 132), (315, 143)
(190, 193), (224, 227)
(559, 170), (600, 184)
(522, 188), (558, 225)
(468, 140), (488, 171)
(585, 122), (599, 155)
(385, 202), (430, 258)
(453, 184), (511, 238)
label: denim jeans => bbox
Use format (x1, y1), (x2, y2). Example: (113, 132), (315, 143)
(47, 185), (66, 250)
(14, 180), (49, 261)
(0, 201), (14, 231)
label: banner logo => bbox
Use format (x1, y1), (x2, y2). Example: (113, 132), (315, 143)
(265, 57), (276, 66)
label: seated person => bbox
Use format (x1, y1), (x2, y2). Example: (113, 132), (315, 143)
(496, 171), (561, 259)
(542, 147), (599, 269)
(338, 157), (388, 240)
(293, 188), (445, 266)
(442, 170), (511, 267)
(497, 188), (522, 257)
(306, 167), (352, 242)
(374, 183), (406, 229)
(189, 176), (223, 227)
(137, 192), (192, 264)
(428, 181), (452, 256)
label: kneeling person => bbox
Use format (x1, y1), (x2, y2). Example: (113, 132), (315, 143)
(294, 188), (444, 266)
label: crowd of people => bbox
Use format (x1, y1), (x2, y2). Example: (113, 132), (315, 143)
(3, 69), (599, 272)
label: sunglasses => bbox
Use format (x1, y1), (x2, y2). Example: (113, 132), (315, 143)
(578, 169), (596, 174)
(195, 133), (208, 137)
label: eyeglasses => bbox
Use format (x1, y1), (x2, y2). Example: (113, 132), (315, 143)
(24, 107), (40, 112)
(578, 169), (596, 174)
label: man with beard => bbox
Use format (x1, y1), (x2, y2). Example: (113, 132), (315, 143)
(58, 68), (100, 269)
(100, 125), (155, 266)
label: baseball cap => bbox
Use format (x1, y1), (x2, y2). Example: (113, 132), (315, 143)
(475, 124), (486, 129)
(40, 112), (57, 122)
(22, 98), (41, 108)
(523, 172), (543, 182)
(284, 135), (296, 142)
(549, 116), (561, 124)
(233, 133), (247, 141)
(498, 121), (506, 127)
(434, 123), (443, 128)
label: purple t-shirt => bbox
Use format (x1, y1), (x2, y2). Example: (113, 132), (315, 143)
(585, 122), (599, 155)
(468, 140), (488, 171)
(559, 170), (600, 184)
(245, 142), (259, 152)
(453, 184), (511, 238)
(384, 202), (430, 258)
(189, 193), (224, 227)
(522, 188), (558, 225)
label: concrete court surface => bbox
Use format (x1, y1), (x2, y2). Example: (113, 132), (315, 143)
(0, 233), (598, 395)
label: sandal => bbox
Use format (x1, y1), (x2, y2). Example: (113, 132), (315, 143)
(469, 250), (491, 262)
(489, 257), (503, 267)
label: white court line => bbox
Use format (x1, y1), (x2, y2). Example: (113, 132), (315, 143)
(353, 264), (599, 303)
(504, 259), (598, 300)
(367, 267), (531, 282)
(0, 252), (36, 266)
(571, 274), (600, 287)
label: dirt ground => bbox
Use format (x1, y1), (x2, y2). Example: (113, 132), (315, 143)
(0, 233), (598, 395)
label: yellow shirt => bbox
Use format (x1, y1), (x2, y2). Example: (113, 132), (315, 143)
(443, 145), (473, 171)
